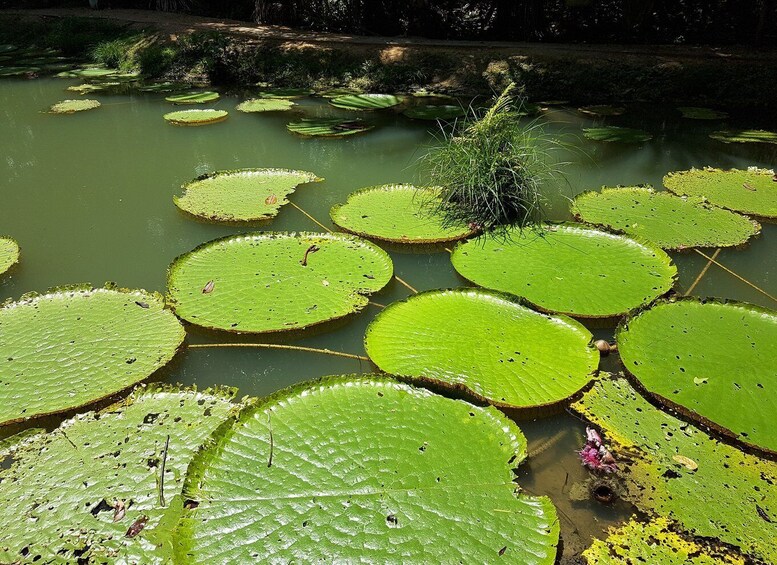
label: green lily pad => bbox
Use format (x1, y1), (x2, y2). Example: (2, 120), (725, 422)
(55, 66), (118, 79)
(578, 105), (625, 117)
(583, 126), (653, 143)
(66, 83), (109, 94)
(165, 91), (220, 104)
(258, 87), (313, 99)
(163, 109), (228, 126)
(137, 81), (187, 93)
(174, 375), (560, 563)
(364, 289), (598, 409)
(616, 297), (777, 455)
(583, 517), (747, 564)
(0, 386), (236, 564)
(677, 106), (729, 120)
(0, 237), (20, 276)
(329, 93), (402, 111)
(235, 98), (295, 113)
(572, 376), (777, 564)
(663, 167), (777, 219)
(451, 225), (677, 319)
(166, 232), (392, 333)
(0, 66), (39, 77)
(287, 117), (373, 137)
(317, 87), (363, 98)
(571, 186), (761, 250)
(709, 129), (777, 144)
(49, 98), (101, 114)
(0, 285), (185, 425)
(174, 168), (322, 222)
(402, 104), (465, 121)
(330, 184), (473, 243)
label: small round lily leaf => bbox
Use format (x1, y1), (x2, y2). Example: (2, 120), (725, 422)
(578, 105), (625, 117)
(163, 109), (228, 126)
(0, 386), (236, 564)
(174, 168), (322, 223)
(329, 93), (402, 110)
(451, 225), (676, 319)
(617, 297), (777, 456)
(403, 104), (465, 121)
(166, 232), (393, 333)
(709, 129), (777, 144)
(0, 285), (185, 425)
(0, 237), (20, 276)
(258, 87), (313, 99)
(165, 91), (220, 104)
(365, 289), (598, 409)
(330, 184), (473, 243)
(572, 186), (761, 250)
(663, 167), (777, 219)
(677, 106), (728, 120)
(49, 99), (100, 114)
(236, 98), (295, 113)
(287, 117), (373, 137)
(583, 126), (653, 143)
(174, 375), (560, 563)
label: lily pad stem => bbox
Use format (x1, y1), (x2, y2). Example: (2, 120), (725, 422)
(693, 248), (777, 304)
(188, 343), (370, 361)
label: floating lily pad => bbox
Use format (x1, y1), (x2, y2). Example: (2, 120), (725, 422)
(137, 81), (187, 93)
(709, 129), (777, 144)
(236, 98), (295, 113)
(451, 225), (676, 319)
(365, 289), (598, 409)
(330, 184), (473, 243)
(317, 87), (363, 98)
(49, 98), (101, 114)
(403, 104), (465, 121)
(616, 297), (777, 455)
(578, 105), (625, 117)
(0, 237), (20, 276)
(0, 285), (185, 425)
(329, 93), (402, 110)
(583, 517), (746, 564)
(572, 186), (761, 250)
(0, 65), (39, 77)
(163, 109), (228, 126)
(663, 167), (777, 219)
(258, 87), (313, 99)
(165, 91), (220, 104)
(287, 117), (373, 137)
(0, 386), (236, 564)
(66, 83), (109, 94)
(572, 376), (777, 564)
(167, 232), (392, 333)
(677, 106), (729, 120)
(583, 126), (653, 143)
(174, 375), (560, 563)
(55, 66), (118, 79)
(175, 168), (322, 222)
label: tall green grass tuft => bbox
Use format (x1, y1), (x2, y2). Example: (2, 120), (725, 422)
(421, 84), (564, 233)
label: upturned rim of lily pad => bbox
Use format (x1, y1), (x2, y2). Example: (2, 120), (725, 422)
(164, 109), (229, 126)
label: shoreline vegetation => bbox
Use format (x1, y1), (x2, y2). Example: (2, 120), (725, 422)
(1, 9), (777, 112)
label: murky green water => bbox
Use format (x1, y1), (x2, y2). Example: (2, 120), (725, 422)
(1, 78), (775, 558)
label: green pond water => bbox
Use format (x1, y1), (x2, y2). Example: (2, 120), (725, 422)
(1, 78), (775, 558)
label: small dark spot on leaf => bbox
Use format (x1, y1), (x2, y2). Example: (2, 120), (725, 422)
(498, 546), (507, 556)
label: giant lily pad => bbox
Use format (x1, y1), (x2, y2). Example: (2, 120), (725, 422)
(55, 66), (118, 79)
(583, 126), (652, 143)
(258, 87), (313, 99)
(578, 105), (625, 117)
(663, 167), (777, 220)
(329, 93), (402, 111)
(287, 117), (373, 137)
(572, 186), (761, 250)
(163, 109), (228, 126)
(0, 65), (39, 77)
(0, 285), (185, 425)
(709, 129), (777, 145)
(677, 106), (728, 120)
(616, 297), (777, 455)
(402, 104), (465, 121)
(166, 232), (392, 333)
(0, 386), (236, 564)
(583, 517), (746, 564)
(49, 98), (100, 114)
(0, 237), (19, 276)
(236, 98), (295, 113)
(330, 184), (473, 243)
(174, 375), (560, 563)
(364, 289), (598, 409)
(572, 376), (777, 564)
(451, 225), (677, 319)
(174, 168), (322, 223)
(165, 91), (220, 104)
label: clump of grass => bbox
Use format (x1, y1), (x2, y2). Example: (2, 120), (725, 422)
(421, 83), (563, 233)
